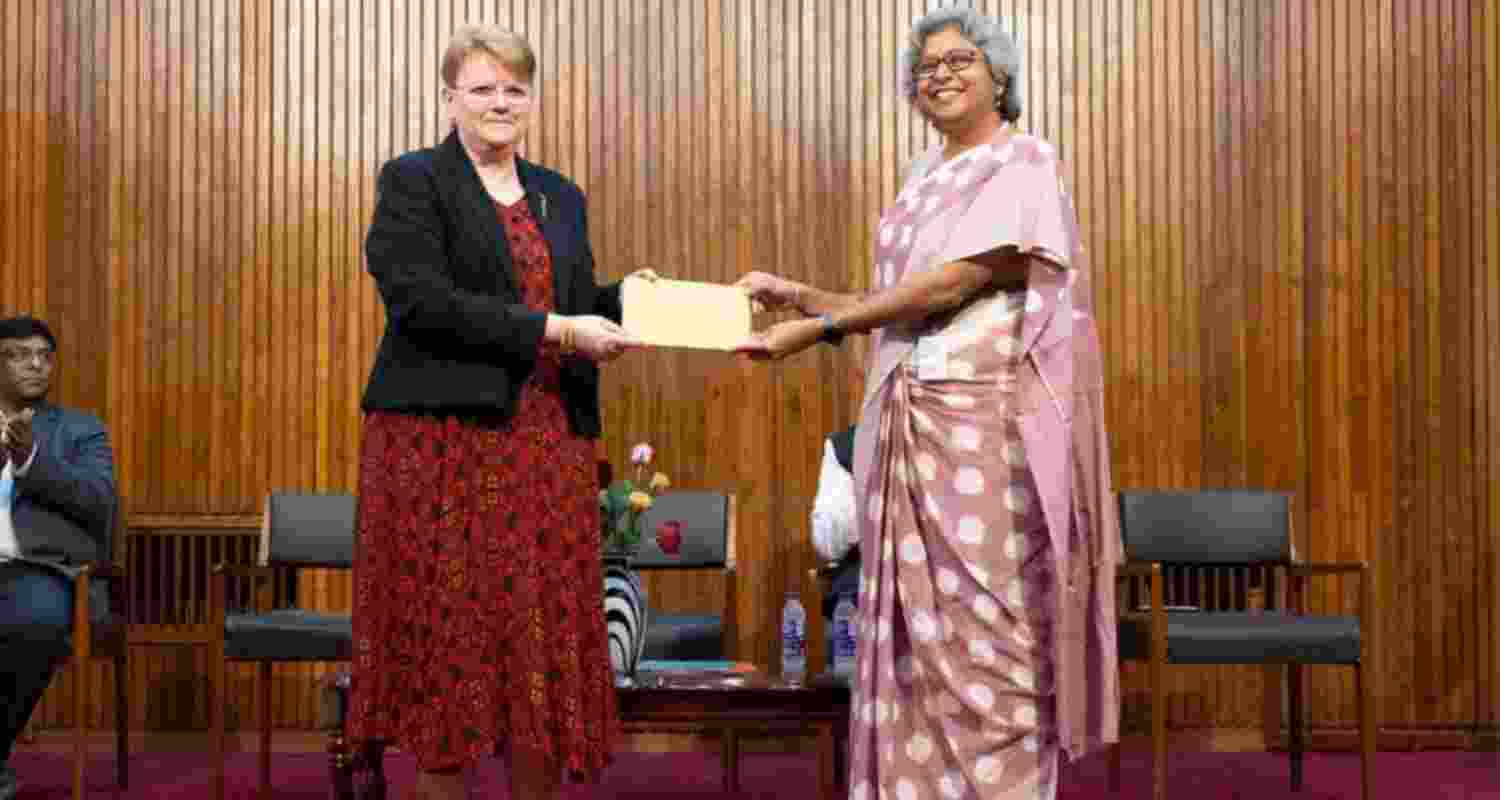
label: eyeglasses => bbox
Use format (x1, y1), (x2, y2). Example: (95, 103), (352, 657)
(449, 82), (534, 106)
(0, 347), (54, 367)
(913, 49), (982, 81)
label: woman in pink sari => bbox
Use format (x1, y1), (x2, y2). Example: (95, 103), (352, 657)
(736, 8), (1119, 799)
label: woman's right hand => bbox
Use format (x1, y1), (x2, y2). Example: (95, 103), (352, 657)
(566, 315), (641, 362)
(734, 271), (805, 314)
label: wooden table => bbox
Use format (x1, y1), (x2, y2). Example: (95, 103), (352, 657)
(618, 664), (852, 800)
(326, 663), (852, 800)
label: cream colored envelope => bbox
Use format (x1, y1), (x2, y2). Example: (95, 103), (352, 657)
(622, 277), (752, 350)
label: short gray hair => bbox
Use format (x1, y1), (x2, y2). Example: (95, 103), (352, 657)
(901, 7), (1023, 123)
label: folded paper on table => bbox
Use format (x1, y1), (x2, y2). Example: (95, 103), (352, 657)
(622, 277), (752, 350)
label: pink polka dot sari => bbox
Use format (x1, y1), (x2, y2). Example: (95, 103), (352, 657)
(847, 129), (1120, 800)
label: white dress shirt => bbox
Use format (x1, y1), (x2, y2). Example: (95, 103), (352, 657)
(810, 439), (858, 564)
(0, 444), (38, 560)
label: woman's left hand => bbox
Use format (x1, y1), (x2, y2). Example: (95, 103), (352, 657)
(733, 318), (823, 361)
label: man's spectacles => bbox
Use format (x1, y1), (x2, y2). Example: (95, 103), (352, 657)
(0, 347), (55, 367)
(450, 82), (533, 105)
(913, 49), (982, 81)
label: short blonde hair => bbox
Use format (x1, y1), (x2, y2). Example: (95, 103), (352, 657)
(441, 25), (536, 87)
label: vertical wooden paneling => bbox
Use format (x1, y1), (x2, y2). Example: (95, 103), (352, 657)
(7, 0), (1498, 740)
(1367, 0), (1396, 731)
(1480, 0), (1500, 737)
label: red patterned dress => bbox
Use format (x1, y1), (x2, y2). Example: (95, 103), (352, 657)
(348, 198), (618, 778)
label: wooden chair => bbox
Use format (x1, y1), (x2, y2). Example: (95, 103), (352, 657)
(633, 491), (740, 662)
(1109, 489), (1376, 800)
(66, 494), (130, 799)
(622, 491), (742, 787)
(208, 492), (357, 800)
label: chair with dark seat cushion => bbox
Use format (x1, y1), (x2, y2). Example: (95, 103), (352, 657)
(620, 490), (742, 788)
(65, 493), (129, 800)
(631, 490), (738, 661)
(1110, 489), (1376, 800)
(208, 492), (368, 800)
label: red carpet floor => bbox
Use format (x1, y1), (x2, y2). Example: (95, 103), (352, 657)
(9, 748), (1500, 798)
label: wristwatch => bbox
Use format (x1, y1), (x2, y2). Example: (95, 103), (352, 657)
(816, 313), (846, 346)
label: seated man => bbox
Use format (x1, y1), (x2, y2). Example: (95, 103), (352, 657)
(810, 424), (858, 669)
(0, 316), (116, 800)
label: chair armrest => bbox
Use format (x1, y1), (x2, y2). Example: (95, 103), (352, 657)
(211, 563), (275, 580)
(209, 563), (277, 617)
(75, 561), (131, 626)
(1116, 561), (1157, 579)
(71, 562), (133, 657)
(1286, 561), (1367, 576)
(1286, 561), (1372, 617)
(77, 561), (126, 581)
(722, 563), (739, 660)
(1116, 562), (1169, 665)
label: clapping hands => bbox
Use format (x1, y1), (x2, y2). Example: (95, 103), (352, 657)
(0, 407), (35, 466)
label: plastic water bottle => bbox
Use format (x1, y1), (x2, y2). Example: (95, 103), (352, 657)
(831, 593), (857, 677)
(781, 592), (807, 682)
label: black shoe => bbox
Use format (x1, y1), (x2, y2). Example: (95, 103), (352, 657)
(0, 764), (17, 800)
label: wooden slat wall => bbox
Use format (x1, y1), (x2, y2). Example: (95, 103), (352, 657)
(4, 1), (1497, 740)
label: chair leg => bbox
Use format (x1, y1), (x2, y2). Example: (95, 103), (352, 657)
(835, 723), (848, 790)
(1357, 663), (1375, 799)
(72, 655), (87, 800)
(328, 728), (355, 800)
(721, 730), (740, 793)
(210, 645), (226, 800)
(72, 574), (91, 800)
(363, 740), (388, 800)
(1151, 661), (1166, 800)
(816, 723), (835, 800)
(719, 730), (730, 793)
(115, 653), (129, 788)
(258, 662), (273, 800)
(1287, 663), (1304, 791)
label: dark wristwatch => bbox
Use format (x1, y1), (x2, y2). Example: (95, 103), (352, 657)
(816, 313), (846, 346)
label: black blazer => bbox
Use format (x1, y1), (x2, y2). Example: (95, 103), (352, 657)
(361, 131), (623, 437)
(11, 402), (117, 570)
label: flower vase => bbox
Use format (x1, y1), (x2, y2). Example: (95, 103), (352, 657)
(601, 548), (649, 687)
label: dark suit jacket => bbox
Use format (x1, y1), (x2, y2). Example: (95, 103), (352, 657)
(361, 131), (623, 437)
(11, 402), (117, 573)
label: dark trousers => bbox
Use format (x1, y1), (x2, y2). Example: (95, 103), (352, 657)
(0, 562), (75, 764)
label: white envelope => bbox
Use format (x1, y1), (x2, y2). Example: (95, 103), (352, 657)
(622, 277), (752, 351)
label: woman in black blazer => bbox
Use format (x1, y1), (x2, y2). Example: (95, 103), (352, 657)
(348, 24), (642, 800)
